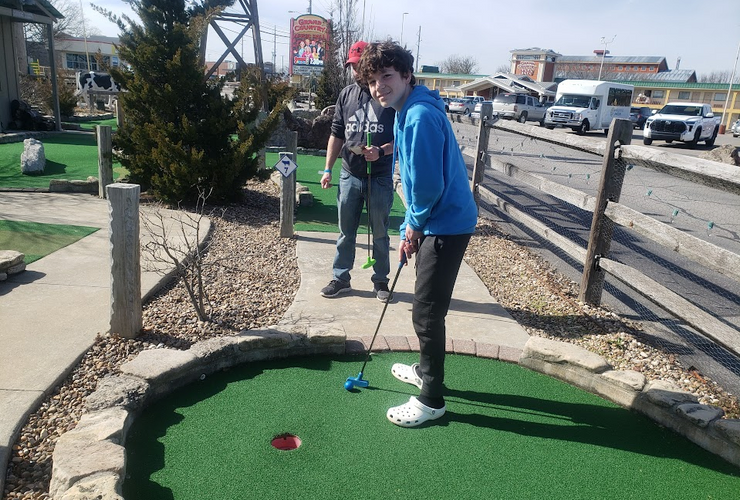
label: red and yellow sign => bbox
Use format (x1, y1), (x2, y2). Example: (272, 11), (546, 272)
(290, 14), (330, 76)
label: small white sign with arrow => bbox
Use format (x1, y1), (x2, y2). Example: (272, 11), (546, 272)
(274, 154), (298, 178)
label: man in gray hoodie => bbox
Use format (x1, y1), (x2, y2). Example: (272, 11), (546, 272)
(320, 41), (396, 302)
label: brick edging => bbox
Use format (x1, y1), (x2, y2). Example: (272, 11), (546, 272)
(48, 334), (740, 499)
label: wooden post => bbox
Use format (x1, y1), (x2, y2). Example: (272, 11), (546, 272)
(280, 132), (298, 238)
(579, 118), (633, 305)
(471, 102), (493, 203)
(96, 125), (113, 198)
(107, 183), (142, 338)
(115, 98), (124, 129)
(258, 147), (266, 171)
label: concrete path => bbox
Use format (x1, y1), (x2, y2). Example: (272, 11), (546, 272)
(0, 192), (207, 494)
(285, 231), (529, 349)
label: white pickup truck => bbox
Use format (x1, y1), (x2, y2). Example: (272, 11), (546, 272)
(643, 102), (720, 147)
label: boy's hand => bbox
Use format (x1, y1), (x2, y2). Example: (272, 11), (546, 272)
(401, 227), (422, 261)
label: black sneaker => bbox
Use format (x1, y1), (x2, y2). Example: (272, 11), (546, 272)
(321, 279), (351, 298)
(374, 282), (391, 303)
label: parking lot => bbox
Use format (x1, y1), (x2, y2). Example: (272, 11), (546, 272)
(540, 124), (739, 159)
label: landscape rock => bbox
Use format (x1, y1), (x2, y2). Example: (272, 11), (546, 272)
(712, 419), (740, 446)
(49, 438), (125, 499)
(49, 178), (98, 193)
(676, 403), (724, 427)
(520, 336), (611, 373)
(282, 106), (334, 149)
(58, 472), (123, 500)
(0, 250), (25, 271)
(640, 379), (699, 408)
(20, 138), (46, 174)
(85, 374), (150, 411)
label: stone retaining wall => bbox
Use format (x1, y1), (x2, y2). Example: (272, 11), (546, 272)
(49, 334), (740, 499)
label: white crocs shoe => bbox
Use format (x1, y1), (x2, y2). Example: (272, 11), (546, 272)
(391, 363), (423, 389)
(387, 397), (446, 428)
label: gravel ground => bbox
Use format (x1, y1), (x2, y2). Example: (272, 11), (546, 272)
(3, 179), (739, 499)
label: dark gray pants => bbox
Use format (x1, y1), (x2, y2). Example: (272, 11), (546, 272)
(413, 233), (472, 400)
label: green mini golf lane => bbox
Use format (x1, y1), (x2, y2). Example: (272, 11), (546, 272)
(0, 220), (99, 264)
(0, 133), (125, 189)
(123, 353), (739, 500)
(265, 152), (407, 234)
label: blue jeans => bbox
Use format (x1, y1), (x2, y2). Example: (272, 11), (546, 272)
(333, 169), (394, 286)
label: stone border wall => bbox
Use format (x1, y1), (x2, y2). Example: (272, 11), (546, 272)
(49, 333), (740, 499)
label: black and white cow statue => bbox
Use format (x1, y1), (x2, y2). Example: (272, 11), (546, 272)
(76, 71), (122, 108)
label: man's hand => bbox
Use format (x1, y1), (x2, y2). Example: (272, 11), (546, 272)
(361, 145), (383, 162)
(320, 171), (332, 189)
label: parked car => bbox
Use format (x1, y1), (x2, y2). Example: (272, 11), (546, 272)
(442, 97), (452, 112)
(493, 93), (549, 124)
(448, 98), (475, 115)
(629, 106), (653, 129)
(471, 100), (494, 118)
(731, 119), (740, 138)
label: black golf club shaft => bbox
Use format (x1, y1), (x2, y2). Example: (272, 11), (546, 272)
(358, 254), (407, 375)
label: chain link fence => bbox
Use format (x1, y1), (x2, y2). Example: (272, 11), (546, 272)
(450, 115), (740, 396)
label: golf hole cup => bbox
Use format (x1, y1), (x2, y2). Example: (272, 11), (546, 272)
(271, 433), (302, 451)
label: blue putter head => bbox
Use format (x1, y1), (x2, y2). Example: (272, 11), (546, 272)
(344, 372), (369, 391)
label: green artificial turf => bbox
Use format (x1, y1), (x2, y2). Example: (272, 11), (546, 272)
(266, 152), (406, 234)
(0, 220), (98, 264)
(123, 352), (739, 500)
(0, 133), (126, 189)
(62, 118), (118, 132)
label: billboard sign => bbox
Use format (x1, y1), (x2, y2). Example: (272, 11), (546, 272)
(289, 14), (330, 76)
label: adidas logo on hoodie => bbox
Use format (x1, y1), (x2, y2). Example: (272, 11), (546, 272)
(345, 103), (385, 134)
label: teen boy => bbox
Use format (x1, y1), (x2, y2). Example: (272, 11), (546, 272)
(357, 41), (478, 427)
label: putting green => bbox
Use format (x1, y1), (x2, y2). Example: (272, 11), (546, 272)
(266, 152), (406, 234)
(0, 133), (125, 189)
(62, 118), (118, 132)
(123, 353), (739, 500)
(0, 220), (99, 264)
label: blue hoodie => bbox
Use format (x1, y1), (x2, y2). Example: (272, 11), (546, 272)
(394, 86), (478, 239)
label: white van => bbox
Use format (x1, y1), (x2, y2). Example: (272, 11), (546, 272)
(544, 80), (634, 135)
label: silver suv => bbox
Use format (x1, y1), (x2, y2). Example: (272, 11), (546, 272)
(493, 93), (549, 124)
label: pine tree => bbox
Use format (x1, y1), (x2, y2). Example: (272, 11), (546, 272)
(102, 0), (289, 203)
(314, 24), (344, 110)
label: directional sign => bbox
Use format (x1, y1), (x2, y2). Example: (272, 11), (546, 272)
(274, 154), (298, 178)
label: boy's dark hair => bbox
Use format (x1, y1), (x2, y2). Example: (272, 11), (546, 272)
(358, 40), (416, 86)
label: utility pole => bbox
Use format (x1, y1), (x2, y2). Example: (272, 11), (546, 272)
(361, 0), (366, 40)
(272, 25), (277, 73)
(597, 35), (616, 80)
(415, 26), (421, 72)
(79, 0), (91, 70)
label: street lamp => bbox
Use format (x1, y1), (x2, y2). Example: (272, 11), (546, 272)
(720, 40), (739, 133)
(400, 12), (409, 46)
(597, 35), (616, 80)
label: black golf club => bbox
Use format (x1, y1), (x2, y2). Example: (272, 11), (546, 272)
(344, 253), (407, 391)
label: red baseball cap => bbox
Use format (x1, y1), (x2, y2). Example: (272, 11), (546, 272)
(346, 41), (368, 66)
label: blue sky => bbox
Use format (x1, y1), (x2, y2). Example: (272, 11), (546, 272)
(89, 0), (740, 79)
